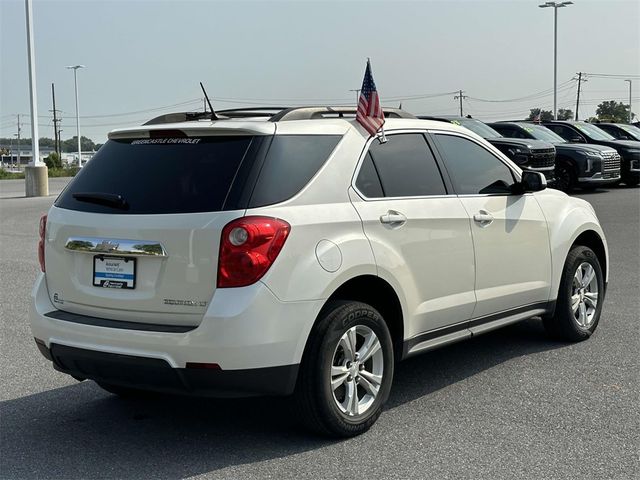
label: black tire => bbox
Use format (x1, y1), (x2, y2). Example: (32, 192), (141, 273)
(294, 301), (394, 437)
(622, 175), (639, 186)
(543, 246), (604, 342)
(554, 161), (576, 193)
(96, 381), (154, 398)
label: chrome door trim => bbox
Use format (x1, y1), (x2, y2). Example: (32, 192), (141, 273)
(64, 237), (168, 257)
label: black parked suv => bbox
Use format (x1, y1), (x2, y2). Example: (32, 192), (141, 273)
(541, 120), (640, 186)
(592, 122), (640, 142)
(418, 116), (556, 180)
(489, 122), (621, 192)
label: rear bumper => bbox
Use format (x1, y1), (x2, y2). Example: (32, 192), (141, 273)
(30, 274), (323, 396)
(38, 342), (298, 397)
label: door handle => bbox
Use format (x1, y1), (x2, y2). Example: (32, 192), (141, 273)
(473, 210), (494, 227)
(380, 210), (407, 226)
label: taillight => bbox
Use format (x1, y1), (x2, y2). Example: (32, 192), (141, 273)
(217, 216), (290, 288)
(38, 214), (47, 272)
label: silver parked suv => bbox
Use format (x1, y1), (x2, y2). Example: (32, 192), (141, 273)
(31, 107), (608, 436)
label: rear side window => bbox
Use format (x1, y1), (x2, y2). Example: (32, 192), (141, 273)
(365, 133), (446, 197)
(56, 136), (253, 214)
(434, 134), (515, 195)
(248, 135), (341, 207)
(355, 153), (384, 198)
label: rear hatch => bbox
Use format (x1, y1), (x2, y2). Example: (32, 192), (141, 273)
(44, 128), (269, 327)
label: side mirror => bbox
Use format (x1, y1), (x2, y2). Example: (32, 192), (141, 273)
(569, 136), (585, 143)
(516, 170), (547, 193)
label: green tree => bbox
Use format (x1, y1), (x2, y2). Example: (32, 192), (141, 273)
(39, 137), (56, 148)
(596, 101), (631, 123)
(527, 108), (554, 122)
(44, 152), (62, 170)
(61, 136), (96, 153)
(557, 108), (574, 120)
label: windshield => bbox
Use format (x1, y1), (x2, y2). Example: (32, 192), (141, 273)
(618, 124), (640, 140)
(574, 123), (616, 141)
(518, 124), (567, 144)
(450, 118), (503, 139)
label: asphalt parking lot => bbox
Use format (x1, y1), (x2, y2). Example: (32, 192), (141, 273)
(0, 179), (638, 480)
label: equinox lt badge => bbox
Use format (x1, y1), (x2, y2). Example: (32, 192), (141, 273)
(163, 299), (207, 307)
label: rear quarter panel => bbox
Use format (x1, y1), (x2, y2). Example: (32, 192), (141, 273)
(249, 127), (377, 302)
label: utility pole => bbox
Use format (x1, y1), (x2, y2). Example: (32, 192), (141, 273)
(625, 80), (632, 123)
(454, 90), (467, 116)
(575, 72), (583, 121)
(50, 83), (61, 158)
(16, 114), (21, 168)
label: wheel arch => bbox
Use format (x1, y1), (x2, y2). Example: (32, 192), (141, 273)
(307, 275), (405, 362)
(571, 229), (607, 285)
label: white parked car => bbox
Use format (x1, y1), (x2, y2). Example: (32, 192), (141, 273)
(30, 107), (608, 437)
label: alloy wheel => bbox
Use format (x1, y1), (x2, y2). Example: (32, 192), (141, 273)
(571, 262), (599, 329)
(330, 325), (384, 417)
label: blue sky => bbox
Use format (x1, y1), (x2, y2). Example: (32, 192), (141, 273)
(1, 0), (639, 143)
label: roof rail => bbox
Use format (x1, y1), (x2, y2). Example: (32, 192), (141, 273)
(416, 115), (455, 123)
(143, 106), (416, 126)
(216, 107), (290, 118)
(270, 106), (415, 122)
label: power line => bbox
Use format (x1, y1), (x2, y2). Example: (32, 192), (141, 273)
(584, 73), (640, 79)
(467, 80), (574, 103)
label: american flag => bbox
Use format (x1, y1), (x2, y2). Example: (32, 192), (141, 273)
(356, 59), (385, 136)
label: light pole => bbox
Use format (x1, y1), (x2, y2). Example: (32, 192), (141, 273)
(624, 80), (632, 123)
(539, 1), (573, 120)
(66, 65), (85, 166)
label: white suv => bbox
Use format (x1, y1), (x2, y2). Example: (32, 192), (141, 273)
(30, 106), (608, 437)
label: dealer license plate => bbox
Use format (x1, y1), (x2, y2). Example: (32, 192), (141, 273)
(93, 256), (136, 289)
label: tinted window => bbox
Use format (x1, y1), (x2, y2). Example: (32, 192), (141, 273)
(435, 134), (515, 195)
(453, 119), (503, 139)
(493, 126), (527, 139)
(355, 152), (384, 198)
(598, 125), (625, 139)
(248, 135), (341, 207)
(56, 136), (254, 214)
(523, 124), (567, 143)
(367, 134), (446, 197)
(547, 125), (585, 142)
(574, 123), (615, 140)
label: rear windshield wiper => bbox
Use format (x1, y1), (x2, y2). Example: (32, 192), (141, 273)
(72, 192), (129, 210)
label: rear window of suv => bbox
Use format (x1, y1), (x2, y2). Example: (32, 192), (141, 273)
(56, 134), (341, 214)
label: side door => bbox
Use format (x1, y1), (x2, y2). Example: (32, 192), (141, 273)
(350, 132), (476, 340)
(431, 132), (552, 318)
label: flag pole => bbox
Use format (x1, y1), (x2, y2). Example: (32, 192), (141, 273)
(368, 58), (387, 143)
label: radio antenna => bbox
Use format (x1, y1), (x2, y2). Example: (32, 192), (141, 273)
(199, 82), (218, 120)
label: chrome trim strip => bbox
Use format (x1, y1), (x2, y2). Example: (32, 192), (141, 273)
(65, 237), (168, 257)
(578, 176), (621, 182)
(349, 128), (523, 201)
